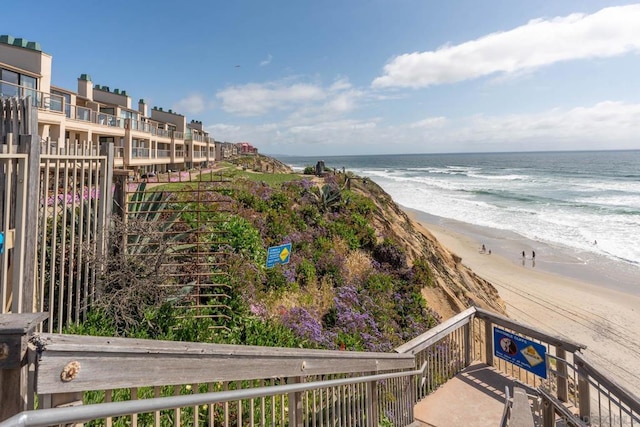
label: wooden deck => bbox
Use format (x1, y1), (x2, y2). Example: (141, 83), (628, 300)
(413, 362), (515, 427)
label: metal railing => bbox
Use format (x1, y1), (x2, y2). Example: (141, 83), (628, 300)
(1, 97), (39, 315)
(543, 353), (640, 426)
(1, 305), (640, 426)
(67, 104), (92, 122)
(0, 81), (64, 113)
(0, 360), (424, 427)
(1, 332), (416, 427)
(132, 147), (150, 158)
(37, 139), (113, 333)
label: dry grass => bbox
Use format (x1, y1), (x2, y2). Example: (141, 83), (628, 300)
(344, 250), (373, 284)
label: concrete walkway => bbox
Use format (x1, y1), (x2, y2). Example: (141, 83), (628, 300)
(413, 362), (515, 427)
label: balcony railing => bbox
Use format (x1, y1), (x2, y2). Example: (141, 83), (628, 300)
(127, 120), (172, 139)
(132, 147), (150, 158)
(67, 105), (92, 122)
(157, 149), (171, 158)
(172, 131), (184, 140)
(0, 80), (64, 113)
(174, 150), (184, 157)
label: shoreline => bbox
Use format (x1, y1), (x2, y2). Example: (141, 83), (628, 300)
(405, 208), (640, 297)
(403, 206), (640, 396)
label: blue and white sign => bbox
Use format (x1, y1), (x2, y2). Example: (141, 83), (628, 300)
(266, 243), (292, 268)
(0, 232), (4, 255)
(494, 327), (547, 378)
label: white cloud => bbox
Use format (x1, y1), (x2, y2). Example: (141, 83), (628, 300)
(410, 116), (447, 128)
(216, 78), (365, 118)
(214, 101), (640, 155)
(450, 101), (640, 146)
(329, 78), (352, 92)
(217, 82), (326, 116)
(372, 4), (640, 89)
(173, 93), (208, 114)
(260, 54), (273, 67)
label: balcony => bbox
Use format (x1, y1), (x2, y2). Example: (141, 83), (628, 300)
(68, 105), (92, 122)
(0, 80), (64, 113)
(132, 147), (150, 158)
(157, 149), (171, 158)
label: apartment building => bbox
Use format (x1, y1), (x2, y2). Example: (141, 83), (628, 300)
(0, 34), (248, 174)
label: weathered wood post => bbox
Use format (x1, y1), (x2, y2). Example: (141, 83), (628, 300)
(576, 359), (591, 422)
(464, 314), (474, 366)
(16, 132), (40, 314)
(541, 396), (555, 427)
(112, 169), (132, 221)
(556, 348), (568, 402)
(287, 376), (303, 427)
(0, 312), (46, 421)
(484, 318), (494, 366)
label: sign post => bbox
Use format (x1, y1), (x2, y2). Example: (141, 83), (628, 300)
(493, 327), (547, 378)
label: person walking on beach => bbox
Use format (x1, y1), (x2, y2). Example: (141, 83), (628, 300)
(532, 250), (536, 259)
(482, 244), (486, 253)
(522, 250), (525, 259)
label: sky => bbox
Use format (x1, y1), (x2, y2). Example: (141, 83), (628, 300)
(4, 0), (640, 156)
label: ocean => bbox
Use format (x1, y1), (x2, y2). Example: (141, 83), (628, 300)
(277, 150), (640, 292)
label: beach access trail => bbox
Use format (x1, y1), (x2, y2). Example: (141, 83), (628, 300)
(409, 214), (640, 397)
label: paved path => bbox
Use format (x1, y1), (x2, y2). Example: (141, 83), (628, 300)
(413, 362), (515, 427)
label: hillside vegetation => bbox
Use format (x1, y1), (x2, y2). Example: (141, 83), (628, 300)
(72, 155), (504, 352)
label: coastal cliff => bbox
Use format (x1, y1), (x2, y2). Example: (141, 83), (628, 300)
(336, 169), (506, 319)
(250, 154), (506, 320)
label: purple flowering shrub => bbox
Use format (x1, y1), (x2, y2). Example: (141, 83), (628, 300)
(203, 173), (440, 351)
(282, 307), (336, 348)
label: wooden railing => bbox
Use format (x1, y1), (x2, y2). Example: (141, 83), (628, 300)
(1, 307), (639, 426)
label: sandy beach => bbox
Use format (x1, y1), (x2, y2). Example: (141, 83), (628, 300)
(405, 207), (640, 397)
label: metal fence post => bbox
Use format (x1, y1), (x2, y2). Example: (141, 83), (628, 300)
(367, 378), (379, 427)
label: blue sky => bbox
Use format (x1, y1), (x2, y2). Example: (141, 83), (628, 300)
(5, 0), (640, 155)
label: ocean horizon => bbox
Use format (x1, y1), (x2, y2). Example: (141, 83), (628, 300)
(276, 150), (640, 294)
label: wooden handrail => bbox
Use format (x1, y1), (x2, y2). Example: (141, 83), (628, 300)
(394, 307), (475, 355)
(474, 307), (585, 353)
(33, 333), (415, 394)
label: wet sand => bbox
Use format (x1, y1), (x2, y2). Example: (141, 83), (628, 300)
(405, 207), (640, 397)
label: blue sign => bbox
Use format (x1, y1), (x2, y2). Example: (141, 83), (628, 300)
(494, 327), (547, 378)
(266, 243), (292, 268)
(0, 232), (4, 255)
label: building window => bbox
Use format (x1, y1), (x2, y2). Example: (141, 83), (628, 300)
(51, 90), (71, 116)
(0, 68), (38, 101)
(0, 69), (19, 96)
